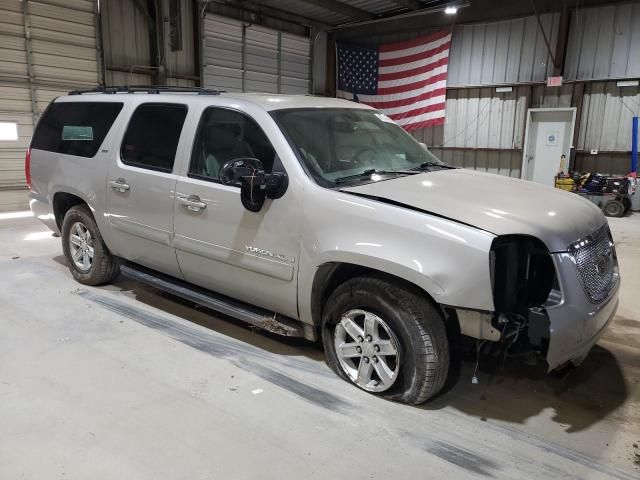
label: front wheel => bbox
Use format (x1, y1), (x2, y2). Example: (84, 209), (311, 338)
(322, 276), (449, 405)
(61, 204), (120, 285)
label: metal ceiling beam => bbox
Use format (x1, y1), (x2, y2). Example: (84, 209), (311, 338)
(219, 0), (331, 28)
(389, 0), (423, 10)
(330, 1), (470, 30)
(297, 0), (374, 20)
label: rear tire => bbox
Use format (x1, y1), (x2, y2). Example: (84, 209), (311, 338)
(603, 199), (625, 217)
(61, 205), (119, 285)
(322, 275), (449, 405)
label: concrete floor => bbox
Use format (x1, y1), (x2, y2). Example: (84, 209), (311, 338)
(1, 212), (639, 479)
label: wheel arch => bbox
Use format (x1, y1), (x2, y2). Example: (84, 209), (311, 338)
(52, 191), (91, 231)
(309, 261), (448, 329)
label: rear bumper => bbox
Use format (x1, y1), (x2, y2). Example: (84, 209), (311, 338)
(29, 192), (59, 234)
(546, 252), (619, 370)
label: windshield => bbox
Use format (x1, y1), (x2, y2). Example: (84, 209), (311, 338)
(272, 108), (447, 187)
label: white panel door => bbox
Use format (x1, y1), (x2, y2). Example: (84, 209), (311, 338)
(522, 109), (576, 186)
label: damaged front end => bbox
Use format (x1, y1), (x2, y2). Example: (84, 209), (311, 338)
(455, 227), (619, 371)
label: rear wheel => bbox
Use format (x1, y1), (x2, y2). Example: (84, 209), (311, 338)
(603, 199), (625, 217)
(322, 275), (449, 405)
(61, 205), (119, 285)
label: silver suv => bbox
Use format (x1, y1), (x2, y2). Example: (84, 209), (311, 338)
(27, 86), (620, 404)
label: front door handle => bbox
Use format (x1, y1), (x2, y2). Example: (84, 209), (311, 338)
(108, 178), (130, 193)
(178, 195), (207, 212)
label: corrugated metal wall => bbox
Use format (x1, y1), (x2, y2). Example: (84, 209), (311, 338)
(203, 13), (310, 94)
(413, 80), (637, 178)
(101, 0), (153, 85)
(101, 0), (196, 86)
(203, 14), (242, 91)
(578, 81), (640, 152)
(448, 13), (560, 87)
(565, 2), (640, 81)
(163, 0), (196, 85)
(0, 0), (100, 210)
(404, 3), (640, 179)
(412, 87), (529, 178)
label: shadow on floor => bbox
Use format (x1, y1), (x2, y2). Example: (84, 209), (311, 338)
(110, 274), (325, 362)
(55, 254), (632, 432)
(424, 342), (630, 433)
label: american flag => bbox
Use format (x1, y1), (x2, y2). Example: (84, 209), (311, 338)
(336, 30), (451, 131)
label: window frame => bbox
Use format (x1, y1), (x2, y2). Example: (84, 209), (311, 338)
(30, 101), (124, 159)
(119, 102), (189, 173)
(187, 106), (283, 186)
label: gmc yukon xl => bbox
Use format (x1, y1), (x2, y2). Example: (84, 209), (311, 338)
(27, 86), (620, 404)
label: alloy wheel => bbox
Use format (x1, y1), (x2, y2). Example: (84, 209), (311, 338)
(334, 309), (400, 392)
(68, 221), (94, 272)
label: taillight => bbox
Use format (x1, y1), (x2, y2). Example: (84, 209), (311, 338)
(25, 148), (31, 190)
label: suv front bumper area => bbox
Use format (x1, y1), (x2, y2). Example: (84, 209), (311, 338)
(545, 252), (620, 371)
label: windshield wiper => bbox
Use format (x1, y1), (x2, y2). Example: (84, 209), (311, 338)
(334, 168), (418, 184)
(412, 162), (456, 171)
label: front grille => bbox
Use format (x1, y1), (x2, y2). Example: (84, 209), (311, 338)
(569, 224), (619, 303)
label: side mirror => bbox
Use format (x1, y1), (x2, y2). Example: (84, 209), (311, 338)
(219, 158), (288, 212)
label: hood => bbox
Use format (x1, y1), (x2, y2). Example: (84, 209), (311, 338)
(341, 169), (606, 252)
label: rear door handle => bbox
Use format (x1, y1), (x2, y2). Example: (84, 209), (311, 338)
(108, 178), (130, 193)
(178, 195), (207, 212)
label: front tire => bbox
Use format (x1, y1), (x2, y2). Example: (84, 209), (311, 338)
(61, 205), (119, 285)
(322, 275), (449, 405)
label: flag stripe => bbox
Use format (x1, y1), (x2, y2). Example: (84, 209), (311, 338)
(379, 56), (449, 82)
(384, 97), (446, 117)
(356, 81), (446, 105)
(393, 109), (446, 127)
(377, 70), (448, 95)
(379, 42), (450, 68)
(387, 102), (446, 121)
(379, 33), (451, 62)
(364, 88), (446, 112)
(379, 50), (449, 75)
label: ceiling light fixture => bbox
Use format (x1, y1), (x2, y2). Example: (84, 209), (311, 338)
(444, 6), (458, 15)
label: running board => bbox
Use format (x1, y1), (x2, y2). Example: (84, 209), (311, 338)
(119, 263), (306, 337)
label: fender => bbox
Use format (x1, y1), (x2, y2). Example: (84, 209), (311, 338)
(297, 186), (497, 326)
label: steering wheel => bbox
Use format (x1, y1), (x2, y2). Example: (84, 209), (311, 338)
(352, 147), (378, 165)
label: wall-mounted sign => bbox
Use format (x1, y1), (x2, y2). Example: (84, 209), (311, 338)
(545, 130), (560, 146)
(547, 76), (563, 87)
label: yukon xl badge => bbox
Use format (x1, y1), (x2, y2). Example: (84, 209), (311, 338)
(245, 245), (295, 263)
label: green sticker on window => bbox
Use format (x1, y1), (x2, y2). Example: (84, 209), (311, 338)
(62, 126), (93, 141)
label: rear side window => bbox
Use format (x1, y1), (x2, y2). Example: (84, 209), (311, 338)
(121, 103), (188, 172)
(31, 102), (123, 158)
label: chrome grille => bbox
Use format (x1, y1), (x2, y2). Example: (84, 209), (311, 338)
(569, 224), (618, 303)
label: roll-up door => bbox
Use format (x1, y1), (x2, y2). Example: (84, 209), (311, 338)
(0, 0), (101, 211)
(203, 14), (310, 95)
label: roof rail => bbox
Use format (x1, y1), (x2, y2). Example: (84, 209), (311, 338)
(68, 85), (220, 96)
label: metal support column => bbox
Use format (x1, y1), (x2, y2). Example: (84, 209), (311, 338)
(277, 31), (282, 94)
(632, 116), (638, 175)
(21, 0), (38, 125)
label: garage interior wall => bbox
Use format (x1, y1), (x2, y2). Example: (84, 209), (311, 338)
(393, 3), (640, 177)
(0, 0), (101, 212)
(101, 0), (197, 87)
(203, 13), (310, 94)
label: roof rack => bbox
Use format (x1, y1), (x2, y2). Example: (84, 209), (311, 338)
(68, 85), (221, 96)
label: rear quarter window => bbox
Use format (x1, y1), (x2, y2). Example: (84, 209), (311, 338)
(31, 102), (123, 158)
